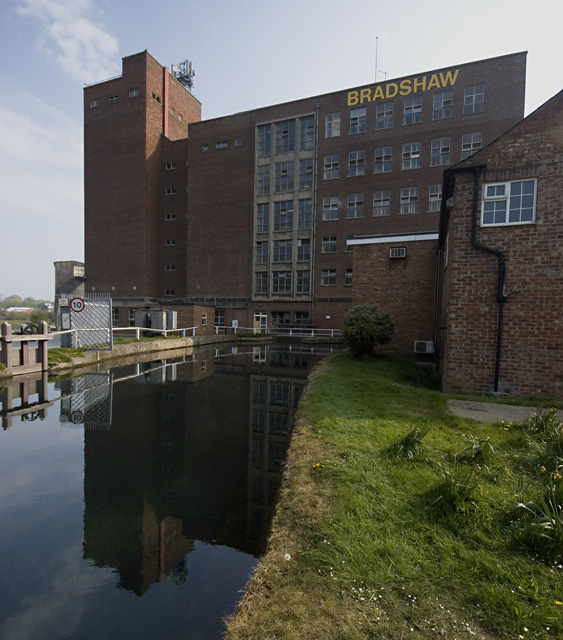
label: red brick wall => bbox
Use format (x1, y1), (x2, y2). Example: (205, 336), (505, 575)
(441, 91), (563, 398)
(352, 240), (438, 354)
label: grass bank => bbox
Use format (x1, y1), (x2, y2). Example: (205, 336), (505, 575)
(225, 353), (562, 640)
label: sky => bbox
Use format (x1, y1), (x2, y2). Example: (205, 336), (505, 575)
(0, 0), (561, 301)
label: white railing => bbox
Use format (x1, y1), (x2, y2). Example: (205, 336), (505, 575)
(50, 326), (198, 341)
(214, 326), (342, 338)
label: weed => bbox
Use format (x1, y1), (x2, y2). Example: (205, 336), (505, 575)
(427, 459), (480, 519)
(524, 406), (562, 435)
(388, 425), (429, 460)
(460, 434), (495, 467)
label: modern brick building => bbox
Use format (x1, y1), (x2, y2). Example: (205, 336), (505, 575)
(438, 89), (563, 398)
(84, 50), (526, 336)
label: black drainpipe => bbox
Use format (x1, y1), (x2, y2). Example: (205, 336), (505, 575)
(470, 166), (508, 392)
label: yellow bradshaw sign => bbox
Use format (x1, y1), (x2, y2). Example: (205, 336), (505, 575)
(347, 69), (459, 106)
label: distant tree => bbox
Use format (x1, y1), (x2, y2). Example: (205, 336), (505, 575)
(342, 303), (394, 358)
(2, 294), (22, 308)
(23, 297), (37, 308)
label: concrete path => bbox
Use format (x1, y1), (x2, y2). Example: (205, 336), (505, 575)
(448, 400), (562, 424)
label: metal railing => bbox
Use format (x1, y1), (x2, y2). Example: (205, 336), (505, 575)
(49, 326), (198, 343)
(214, 325), (342, 338)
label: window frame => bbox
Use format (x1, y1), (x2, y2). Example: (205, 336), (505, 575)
(375, 146), (392, 173)
(349, 107), (367, 134)
(322, 196), (339, 221)
(321, 269), (336, 286)
(461, 132), (483, 160)
(373, 190), (391, 217)
(376, 102), (393, 129)
(430, 137), (451, 166)
(323, 154), (340, 180)
(347, 193), (364, 219)
(325, 112), (341, 138)
(402, 142), (420, 170)
(400, 187), (419, 214)
(403, 97), (422, 125)
(481, 179), (537, 226)
(348, 150), (365, 177)
(321, 237), (337, 254)
(464, 85), (485, 115)
(432, 90), (453, 120)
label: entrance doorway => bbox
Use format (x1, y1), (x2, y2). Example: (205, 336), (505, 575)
(253, 312), (268, 334)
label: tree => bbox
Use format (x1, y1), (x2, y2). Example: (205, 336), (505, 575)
(342, 303), (394, 358)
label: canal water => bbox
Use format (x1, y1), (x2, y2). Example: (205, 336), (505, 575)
(0, 344), (331, 640)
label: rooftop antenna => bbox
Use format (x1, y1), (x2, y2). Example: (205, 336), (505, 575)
(375, 37), (387, 82)
(171, 59), (196, 89)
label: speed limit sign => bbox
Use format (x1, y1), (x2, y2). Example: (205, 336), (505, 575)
(70, 297), (85, 313)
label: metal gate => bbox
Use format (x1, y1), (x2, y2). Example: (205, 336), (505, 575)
(70, 294), (113, 350)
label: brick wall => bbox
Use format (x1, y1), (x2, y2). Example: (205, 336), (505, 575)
(441, 91), (563, 398)
(352, 239), (438, 354)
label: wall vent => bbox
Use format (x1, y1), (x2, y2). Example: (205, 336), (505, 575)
(414, 340), (435, 354)
(389, 247), (406, 259)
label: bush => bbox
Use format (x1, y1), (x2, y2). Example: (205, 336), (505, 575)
(342, 303), (394, 357)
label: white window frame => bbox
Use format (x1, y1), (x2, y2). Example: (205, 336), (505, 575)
(325, 112), (341, 138)
(323, 196), (338, 220)
(481, 179), (537, 226)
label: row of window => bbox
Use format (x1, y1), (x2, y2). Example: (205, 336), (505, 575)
(256, 239), (311, 263)
(89, 89), (185, 122)
(256, 199), (312, 232)
(322, 134), (482, 180)
(254, 269), (352, 295)
(325, 86), (484, 137)
(321, 188), (442, 218)
(202, 138), (242, 151)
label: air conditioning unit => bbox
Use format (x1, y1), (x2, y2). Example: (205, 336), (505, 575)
(389, 247), (406, 259)
(414, 340), (435, 354)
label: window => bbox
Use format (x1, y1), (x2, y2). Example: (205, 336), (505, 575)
(165, 289), (175, 296)
(255, 272), (268, 294)
(430, 138), (450, 166)
(170, 107), (175, 115)
(324, 154), (339, 179)
(201, 313), (207, 325)
(400, 188), (419, 214)
(178, 114), (182, 122)
(108, 95), (119, 103)
(215, 309), (225, 328)
(89, 99), (99, 108)
(404, 97), (422, 124)
(348, 151), (365, 177)
(152, 93), (161, 103)
(216, 141), (228, 149)
(202, 144), (209, 151)
(273, 239), (292, 262)
(297, 238), (311, 261)
(275, 161), (294, 192)
(165, 238), (176, 246)
(128, 309), (135, 327)
(258, 125), (271, 156)
(273, 271), (292, 294)
(112, 308), (118, 327)
(428, 185), (442, 212)
(256, 241), (268, 263)
(296, 270), (310, 293)
(345, 269), (353, 286)
(275, 120), (295, 153)
(165, 162), (176, 170)
(433, 91), (452, 119)
(165, 213), (176, 221)
(323, 196), (338, 220)
(461, 132), (483, 159)
(402, 142), (420, 169)
(300, 116), (314, 150)
(349, 107), (366, 134)
(165, 264), (176, 271)
(325, 112), (341, 138)
(274, 201), (293, 231)
(321, 269), (336, 286)
(481, 180), (536, 225)
(257, 203), (269, 232)
(464, 85), (484, 114)
(165, 188), (176, 195)
(257, 165), (270, 195)
(298, 198), (312, 229)
(373, 190), (390, 216)
(295, 311), (309, 325)
(271, 311), (290, 327)
(347, 193), (364, 218)
(322, 237), (337, 253)
(375, 146), (392, 173)
(376, 102), (393, 129)
(299, 158), (313, 189)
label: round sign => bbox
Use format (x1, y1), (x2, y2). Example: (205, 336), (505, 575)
(71, 410), (85, 425)
(70, 297), (85, 313)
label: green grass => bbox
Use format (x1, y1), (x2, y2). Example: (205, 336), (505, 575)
(226, 353), (563, 640)
(47, 347), (85, 363)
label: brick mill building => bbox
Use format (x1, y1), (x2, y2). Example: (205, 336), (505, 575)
(82, 50), (563, 398)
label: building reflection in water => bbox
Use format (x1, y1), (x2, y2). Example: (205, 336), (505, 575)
(13, 345), (333, 596)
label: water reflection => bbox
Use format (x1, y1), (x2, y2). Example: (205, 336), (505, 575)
(0, 344), (335, 639)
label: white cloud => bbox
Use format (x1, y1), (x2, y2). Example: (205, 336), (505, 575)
(13, 0), (119, 82)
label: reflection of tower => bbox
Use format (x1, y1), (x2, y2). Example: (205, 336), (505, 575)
(247, 374), (303, 542)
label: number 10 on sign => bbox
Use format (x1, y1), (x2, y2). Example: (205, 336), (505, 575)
(70, 297), (85, 313)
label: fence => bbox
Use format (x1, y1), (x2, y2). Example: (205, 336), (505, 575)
(214, 325), (342, 338)
(0, 321), (50, 375)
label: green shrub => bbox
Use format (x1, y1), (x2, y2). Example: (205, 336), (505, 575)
(342, 303), (394, 358)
